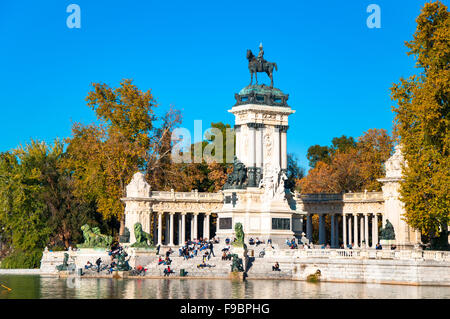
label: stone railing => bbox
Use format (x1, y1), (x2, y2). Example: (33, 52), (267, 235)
(296, 193), (343, 202)
(272, 249), (450, 262)
(343, 192), (384, 201)
(149, 190), (223, 201)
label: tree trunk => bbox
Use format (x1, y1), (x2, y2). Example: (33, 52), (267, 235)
(119, 217), (125, 236)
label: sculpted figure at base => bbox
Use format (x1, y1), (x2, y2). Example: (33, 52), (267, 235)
(379, 219), (396, 240)
(131, 222), (153, 248)
(233, 222), (245, 247)
(223, 156), (247, 190)
(78, 224), (113, 248)
(230, 254), (244, 272)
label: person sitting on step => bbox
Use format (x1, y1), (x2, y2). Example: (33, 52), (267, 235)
(272, 262), (281, 271)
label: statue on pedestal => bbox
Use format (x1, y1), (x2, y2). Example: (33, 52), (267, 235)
(223, 156), (247, 190)
(246, 44), (278, 88)
(380, 219), (396, 240)
(130, 222), (153, 248)
(78, 224), (113, 248)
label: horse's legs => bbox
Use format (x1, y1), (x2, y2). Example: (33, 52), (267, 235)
(255, 72), (258, 85)
(250, 71), (253, 86)
(268, 70), (273, 88)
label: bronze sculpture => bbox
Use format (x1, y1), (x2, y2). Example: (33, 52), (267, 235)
(247, 44), (278, 88)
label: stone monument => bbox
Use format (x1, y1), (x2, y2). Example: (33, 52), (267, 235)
(216, 46), (297, 246)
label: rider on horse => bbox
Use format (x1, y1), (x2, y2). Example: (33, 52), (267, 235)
(257, 43), (266, 71)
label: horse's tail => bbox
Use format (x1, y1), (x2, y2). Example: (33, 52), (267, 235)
(273, 63), (278, 71)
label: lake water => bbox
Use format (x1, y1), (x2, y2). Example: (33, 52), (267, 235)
(0, 275), (449, 299)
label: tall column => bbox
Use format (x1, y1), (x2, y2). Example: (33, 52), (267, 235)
(364, 213), (369, 248)
(319, 214), (326, 245)
(157, 212), (163, 246)
(331, 214), (336, 248)
(373, 214), (379, 247)
(193, 212), (198, 240)
(335, 215), (339, 247)
(169, 213), (175, 246)
(249, 124), (256, 167)
(306, 214), (313, 243)
(280, 128), (287, 170)
(178, 214), (182, 245)
(343, 214), (347, 247)
(348, 215), (352, 247)
(190, 214), (194, 241)
(273, 126), (280, 168)
(235, 126), (241, 160)
(353, 214), (359, 248)
(181, 213), (186, 245)
(360, 214), (365, 247)
(205, 213), (211, 240)
(255, 126), (263, 170)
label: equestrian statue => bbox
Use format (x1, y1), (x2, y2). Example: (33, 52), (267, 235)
(247, 43), (278, 88)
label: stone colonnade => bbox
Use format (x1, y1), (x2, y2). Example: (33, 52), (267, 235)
(152, 211), (213, 246)
(303, 212), (382, 248)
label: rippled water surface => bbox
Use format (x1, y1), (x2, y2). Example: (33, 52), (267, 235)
(0, 275), (449, 299)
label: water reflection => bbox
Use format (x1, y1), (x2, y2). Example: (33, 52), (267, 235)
(0, 275), (449, 299)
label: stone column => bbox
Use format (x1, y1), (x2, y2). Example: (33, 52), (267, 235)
(373, 214), (379, 247)
(169, 212), (175, 246)
(348, 215), (352, 247)
(190, 214), (194, 241)
(255, 126), (263, 171)
(360, 214), (365, 247)
(273, 126), (281, 168)
(331, 214), (336, 248)
(365, 213), (370, 248)
(181, 213), (186, 245)
(343, 213), (347, 247)
(319, 214), (326, 245)
(353, 214), (359, 248)
(157, 212), (163, 246)
(178, 214), (182, 245)
(306, 214), (313, 243)
(235, 125), (241, 160)
(280, 127), (287, 170)
(193, 212), (199, 240)
(335, 215), (339, 247)
(205, 213), (211, 240)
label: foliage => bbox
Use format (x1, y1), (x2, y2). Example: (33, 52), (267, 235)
(0, 249), (43, 269)
(298, 130), (393, 193)
(390, 1), (449, 239)
(285, 153), (305, 191)
(65, 79), (181, 234)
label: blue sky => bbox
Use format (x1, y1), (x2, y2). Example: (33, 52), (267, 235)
(0, 0), (445, 169)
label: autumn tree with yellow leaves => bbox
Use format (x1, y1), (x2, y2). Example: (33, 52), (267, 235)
(390, 1), (449, 246)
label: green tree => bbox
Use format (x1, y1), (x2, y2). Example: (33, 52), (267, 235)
(306, 145), (330, 168)
(390, 1), (449, 244)
(330, 135), (357, 154)
(286, 153), (305, 191)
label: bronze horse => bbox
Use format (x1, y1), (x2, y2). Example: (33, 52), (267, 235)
(247, 49), (278, 88)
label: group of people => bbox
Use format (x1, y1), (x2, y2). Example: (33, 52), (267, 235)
(285, 238), (298, 249)
(157, 238), (217, 276)
(248, 237), (264, 246)
(178, 238), (216, 260)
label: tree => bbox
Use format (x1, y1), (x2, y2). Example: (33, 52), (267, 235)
(357, 129), (394, 191)
(285, 153), (305, 191)
(65, 79), (181, 235)
(298, 130), (393, 193)
(306, 145), (330, 168)
(390, 1), (449, 243)
(330, 135), (356, 154)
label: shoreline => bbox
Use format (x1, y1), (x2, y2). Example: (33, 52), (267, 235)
(2, 270), (450, 287)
